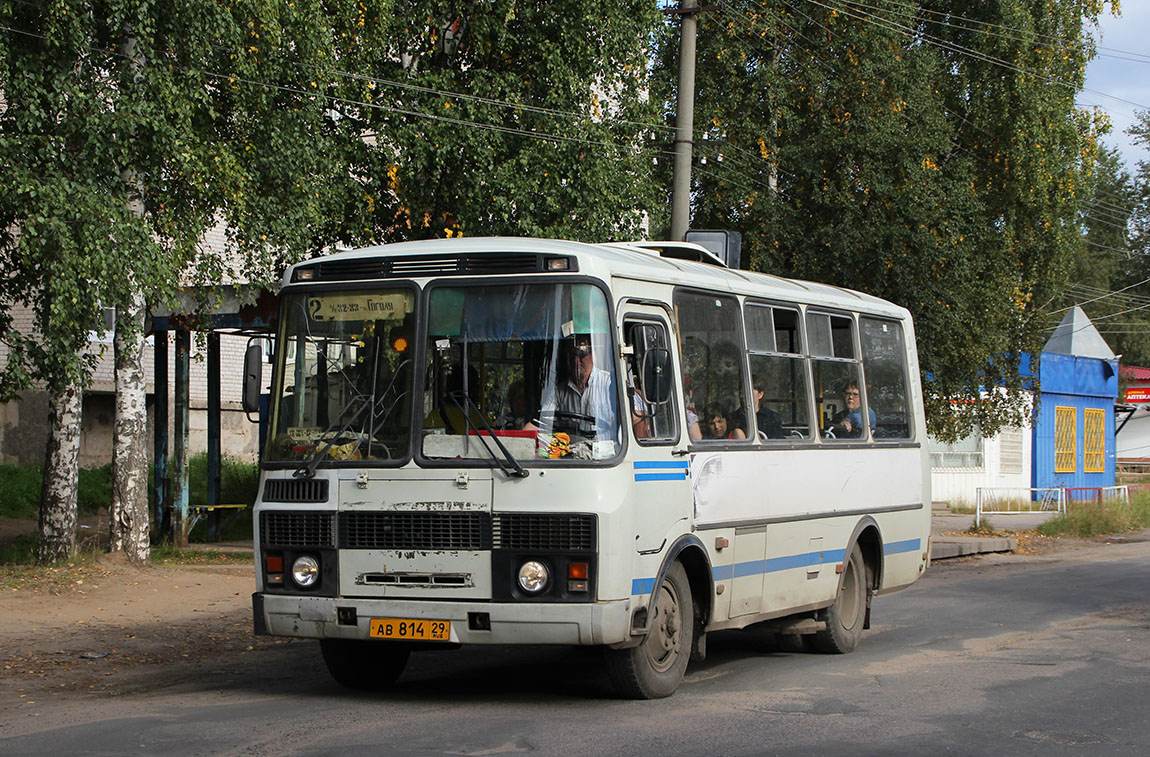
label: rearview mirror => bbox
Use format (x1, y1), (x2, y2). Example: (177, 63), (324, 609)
(242, 343), (263, 414)
(641, 348), (673, 405)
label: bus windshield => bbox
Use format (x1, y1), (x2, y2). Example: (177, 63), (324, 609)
(266, 288), (416, 463)
(422, 282), (621, 463)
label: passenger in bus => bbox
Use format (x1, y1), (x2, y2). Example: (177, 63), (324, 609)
(701, 402), (746, 440)
(831, 382), (875, 438)
(496, 380), (528, 430)
(685, 407), (702, 441)
(737, 376), (784, 440)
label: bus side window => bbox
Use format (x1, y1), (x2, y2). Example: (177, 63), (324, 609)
(860, 318), (913, 439)
(624, 319), (677, 442)
(808, 312), (869, 441)
(673, 291), (750, 442)
(745, 304), (811, 440)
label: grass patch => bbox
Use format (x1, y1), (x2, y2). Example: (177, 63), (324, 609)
(0, 463), (113, 519)
(965, 519), (1002, 537)
(1, 453), (259, 543)
(0, 532), (39, 565)
(151, 545), (251, 565)
(1037, 492), (1150, 538)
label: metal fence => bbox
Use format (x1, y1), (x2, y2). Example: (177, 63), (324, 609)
(975, 487), (1065, 527)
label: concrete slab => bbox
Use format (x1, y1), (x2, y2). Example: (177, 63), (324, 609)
(931, 536), (1016, 561)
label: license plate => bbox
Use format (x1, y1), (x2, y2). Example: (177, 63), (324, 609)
(368, 618), (451, 641)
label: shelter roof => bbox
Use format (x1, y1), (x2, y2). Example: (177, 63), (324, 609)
(1044, 305), (1115, 360)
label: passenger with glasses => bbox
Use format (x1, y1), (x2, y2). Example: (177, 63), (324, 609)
(830, 381), (875, 439)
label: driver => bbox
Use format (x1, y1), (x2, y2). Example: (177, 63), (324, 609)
(529, 333), (617, 435)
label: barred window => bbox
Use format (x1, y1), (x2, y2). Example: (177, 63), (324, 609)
(1083, 408), (1105, 473)
(1054, 406), (1077, 473)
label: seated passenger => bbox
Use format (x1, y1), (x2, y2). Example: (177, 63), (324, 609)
(495, 380), (528, 430)
(527, 333), (616, 437)
(702, 402), (746, 440)
(830, 381), (875, 439)
(737, 376), (784, 440)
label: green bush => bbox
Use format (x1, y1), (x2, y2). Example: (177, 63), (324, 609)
(78, 464), (113, 514)
(0, 464), (43, 519)
(0, 463), (114, 519)
(1037, 491), (1150, 538)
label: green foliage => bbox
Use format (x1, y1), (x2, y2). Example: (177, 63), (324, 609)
(653, 0), (1114, 440)
(358, 1), (663, 241)
(1061, 110), (1150, 369)
(0, 463), (111, 519)
(1037, 491), (1150, 538)
(0, 532), (38, 566)
(185, 453), (260, 508)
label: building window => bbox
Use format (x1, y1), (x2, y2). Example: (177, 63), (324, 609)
(1054, 406), (1077, 473)
(1083, 408), (1105, 473)
(929, 430), (983, 469)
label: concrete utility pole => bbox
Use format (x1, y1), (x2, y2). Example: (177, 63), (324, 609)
(670, 1), (699, 242)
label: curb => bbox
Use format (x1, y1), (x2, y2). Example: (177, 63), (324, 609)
(931, 536), (1016, 561)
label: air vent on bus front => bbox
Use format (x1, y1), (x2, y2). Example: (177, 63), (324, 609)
(260, 511), (336, 548)
(492, 514), (596, 551)
(292, 253), (577, 282)
(263, 478), (330, 503)
(340, 511), (492, 551)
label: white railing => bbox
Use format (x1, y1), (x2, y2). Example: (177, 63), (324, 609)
(975, 486), (1066, 527)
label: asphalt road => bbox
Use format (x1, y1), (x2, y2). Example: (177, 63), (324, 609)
(4, 538), (1150, 756)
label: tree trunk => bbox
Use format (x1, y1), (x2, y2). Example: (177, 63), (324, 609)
(38, 381), (82, 565)
(110, 290), (151, 564)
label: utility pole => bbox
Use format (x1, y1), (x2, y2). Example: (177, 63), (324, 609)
(670, 1), (700, 241)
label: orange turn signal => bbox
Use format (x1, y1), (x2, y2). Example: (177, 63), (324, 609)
(568, 562), (588, 580)
(266, 556), (284, 573)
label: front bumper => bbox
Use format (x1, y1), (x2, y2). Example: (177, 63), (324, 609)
(254, 592), (633, 646)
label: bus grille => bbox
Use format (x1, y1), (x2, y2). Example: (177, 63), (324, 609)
(492, 514), (596, 551)
(260, 511), (336, 547)
(263, 478), (329, 503)
(340, 511), (493, 550)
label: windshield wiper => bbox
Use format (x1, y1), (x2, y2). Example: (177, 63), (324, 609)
(293, 394), (372, 479)
(445, 390), (529, 479)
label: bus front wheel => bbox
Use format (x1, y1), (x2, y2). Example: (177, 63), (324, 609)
(605, 561), (693, 699)
(811, 544), (867, 654)
(320, 639), (410, 690)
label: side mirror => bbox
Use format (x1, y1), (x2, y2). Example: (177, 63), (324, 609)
(641, 348), (673, 405)
(242, 343), (263, 414)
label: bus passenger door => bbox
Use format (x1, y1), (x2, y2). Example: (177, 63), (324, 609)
(622, 310), (691, 554)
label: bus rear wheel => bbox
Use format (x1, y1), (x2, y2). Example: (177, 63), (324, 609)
(605, 561), (693, 699)
(811, 543), (867, 654)
(320, 639), (410, 690)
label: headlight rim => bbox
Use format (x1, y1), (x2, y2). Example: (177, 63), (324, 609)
(291, 554), (321, 588)
(517, 560), (550, 594)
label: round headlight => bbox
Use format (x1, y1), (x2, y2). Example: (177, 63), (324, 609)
(517, 560), (549, 594)
(291, 555), (320, 588)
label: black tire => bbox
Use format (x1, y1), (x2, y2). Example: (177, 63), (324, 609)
(811, 544), (867, 654)
(320, 639), (410, 690)
(605, 561), (693, 699)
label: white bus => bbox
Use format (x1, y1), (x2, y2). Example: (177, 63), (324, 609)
(247, 237), (931, 699)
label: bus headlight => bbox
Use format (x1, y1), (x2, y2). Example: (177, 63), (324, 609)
(291, 555), (320, 588)
(517, 561), (549, 594)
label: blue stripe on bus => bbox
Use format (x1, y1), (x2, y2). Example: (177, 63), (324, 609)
(633, 461), (689, 482)
(631, 577), (656, 595)
(883, 538), (920, 555)
(634, 472), (689, 482)
(632, 547), (855, 596)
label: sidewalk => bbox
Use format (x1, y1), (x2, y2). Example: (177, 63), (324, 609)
(930, 503), (1057, 560)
